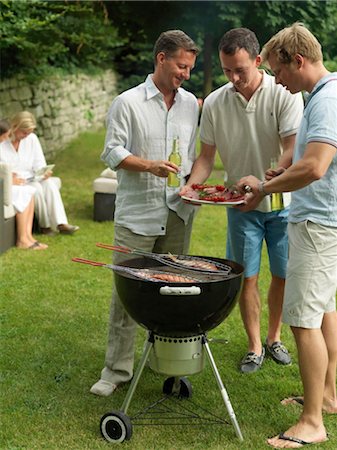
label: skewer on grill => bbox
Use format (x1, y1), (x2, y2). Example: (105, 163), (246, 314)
(95, 243), (232, 275)
(72, 257), (201, 283)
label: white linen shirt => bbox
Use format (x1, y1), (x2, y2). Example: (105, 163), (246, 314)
(200, 71), (304, 212)
(101, 74), (199, 236)
(0, 133), (46, 179)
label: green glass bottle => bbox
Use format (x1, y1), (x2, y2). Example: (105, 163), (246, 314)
(270, 158), (284, 211)
(167, 137), (181, 188)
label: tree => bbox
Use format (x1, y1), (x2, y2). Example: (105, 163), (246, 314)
(173, 0), (337, 96)
(103, 1), (337, 97)
(0, 0), (123, 79)
(1, 0), (336, 93)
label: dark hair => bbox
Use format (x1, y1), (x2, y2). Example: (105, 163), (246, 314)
(153, 30), (199, 65)
(218, 28), (260, 59)
(0, 119), (10, 135)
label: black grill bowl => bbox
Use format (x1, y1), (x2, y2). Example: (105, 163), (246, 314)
(114, 256), (244, 337)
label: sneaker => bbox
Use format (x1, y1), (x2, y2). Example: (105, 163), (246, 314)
(90, 379), (117, 397)
(240, 347), (265, 373)
(265, 340), (291, 365)
(57, 224), (80, 235)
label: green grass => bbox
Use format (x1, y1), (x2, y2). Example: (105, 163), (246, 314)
(1, 130), (336, 450)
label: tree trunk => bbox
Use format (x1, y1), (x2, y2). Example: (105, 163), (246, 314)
(203, 32), (213, 98)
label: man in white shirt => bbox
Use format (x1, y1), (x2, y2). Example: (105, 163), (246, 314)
(90, 30), (199, 396)
(181, 28), (303, 374)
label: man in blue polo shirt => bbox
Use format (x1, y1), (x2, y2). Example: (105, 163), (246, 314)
(239, 22), (337, 449)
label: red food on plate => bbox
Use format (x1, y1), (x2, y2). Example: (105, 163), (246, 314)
(188, 184), (245, 203)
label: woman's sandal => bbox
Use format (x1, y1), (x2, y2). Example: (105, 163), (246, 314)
(29, 241), (48, 250)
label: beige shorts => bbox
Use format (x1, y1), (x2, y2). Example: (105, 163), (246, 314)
(282, 221), (337, 329)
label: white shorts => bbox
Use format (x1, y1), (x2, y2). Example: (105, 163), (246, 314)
(282, 221), (337, 329)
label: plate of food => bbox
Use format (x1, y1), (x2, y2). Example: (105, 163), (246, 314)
(181, 184), (245, 206)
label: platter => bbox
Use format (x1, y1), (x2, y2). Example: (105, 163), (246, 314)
(181, 183), (245, 206)
(181, 195), (245, 206)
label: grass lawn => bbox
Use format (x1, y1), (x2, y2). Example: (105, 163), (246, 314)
(1, 129), (336, 450)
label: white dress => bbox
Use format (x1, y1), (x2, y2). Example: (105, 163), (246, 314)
(0, 134), (68, 229)
(12, 184), (36, 213)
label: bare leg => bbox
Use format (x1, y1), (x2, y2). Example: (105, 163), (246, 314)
(266, 274), (285, 344)
(26, 198), (36, 243)
(321, 311), (337, 413)
(267, 326), (328, 448)
(239, 275), (262, 354)
(16, 198), (47, 250)
(16, 200), (34, 248)
(281, 311), (337, 414)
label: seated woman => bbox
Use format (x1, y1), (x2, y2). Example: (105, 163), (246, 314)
(0, 119), (47, 250)
(0, 111), (79, 235)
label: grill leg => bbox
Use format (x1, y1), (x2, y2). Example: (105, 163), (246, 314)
(202, 335), (243, 441)
(120, 332), (154, 414)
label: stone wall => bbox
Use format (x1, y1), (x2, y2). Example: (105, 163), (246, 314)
(0, 70), (117, 159)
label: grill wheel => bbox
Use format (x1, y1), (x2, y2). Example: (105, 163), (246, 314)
(162, 376), (193, 398)
(100, 411), (132, 443)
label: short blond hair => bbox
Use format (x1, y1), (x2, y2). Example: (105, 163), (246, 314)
(261, 22), (322, 65)
(10, 111), (36, 133)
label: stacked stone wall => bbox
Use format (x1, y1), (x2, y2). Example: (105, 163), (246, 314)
(0, 70), (117, 159)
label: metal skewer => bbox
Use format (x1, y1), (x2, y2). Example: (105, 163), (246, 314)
(71, 258), (201, 283)
(95, 243), (232, 275)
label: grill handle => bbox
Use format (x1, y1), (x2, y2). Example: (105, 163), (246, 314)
(159, 286), (201, 296)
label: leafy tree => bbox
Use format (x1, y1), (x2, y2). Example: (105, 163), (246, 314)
(0, 0), (123, 79)
(103, 0), (337, 97)
(240, 0), (337, 55)
(174, 0), (337, 96)
(1, 0), (336, 95)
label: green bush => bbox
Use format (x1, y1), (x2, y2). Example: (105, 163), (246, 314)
(0, 0), (123, 80)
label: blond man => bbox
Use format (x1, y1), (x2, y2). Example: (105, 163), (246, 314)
(239, 23), (337, 448)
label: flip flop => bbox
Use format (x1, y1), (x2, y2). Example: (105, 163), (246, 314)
(29, 241), (48, 250)
(36, 241), (48, 249)
(278, 432), (328, 447)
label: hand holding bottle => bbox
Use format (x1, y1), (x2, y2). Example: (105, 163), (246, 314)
(269, 158), (284, 211)
(167, 137), (181, 188)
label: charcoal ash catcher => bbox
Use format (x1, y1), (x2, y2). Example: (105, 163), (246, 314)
(73, 246), (244, 444)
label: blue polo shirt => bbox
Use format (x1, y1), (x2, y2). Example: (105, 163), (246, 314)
(289, 73), (337, 227)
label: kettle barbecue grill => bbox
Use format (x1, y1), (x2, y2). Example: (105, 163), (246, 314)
(74, 252), (244, 444)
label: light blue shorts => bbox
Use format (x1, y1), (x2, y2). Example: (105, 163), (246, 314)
(226, 207), (289, 278)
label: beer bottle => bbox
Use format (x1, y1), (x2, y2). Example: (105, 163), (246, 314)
(270, 158), (284, 211)
(167, 137), (181, 188)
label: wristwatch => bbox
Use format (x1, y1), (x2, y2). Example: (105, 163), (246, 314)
(258, 181), (268, 196)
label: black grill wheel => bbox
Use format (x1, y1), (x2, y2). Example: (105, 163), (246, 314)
(100, 411), (132, 443)
(163, 376), (193, 398)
